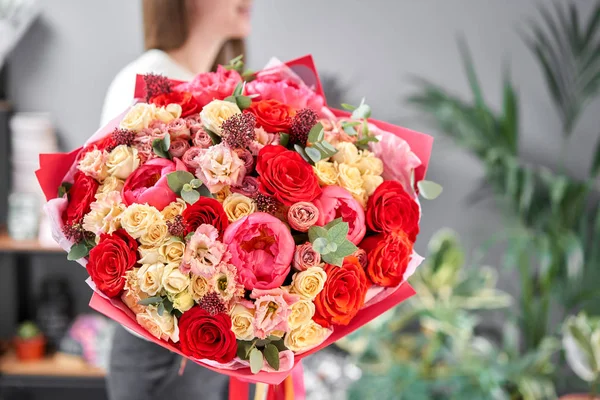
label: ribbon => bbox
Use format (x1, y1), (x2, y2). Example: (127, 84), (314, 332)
(228, 362), (305, 400)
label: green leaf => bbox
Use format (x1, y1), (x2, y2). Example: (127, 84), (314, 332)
(67, 242), (89, 261)
(320, 140), (338, 156)
(308, 226), (328, 243)
(279, 133), (290, 148)
(341, 121), (360, 136)
(181, 188), (200, 204)
(458, 37), (485, 110)
(307, 122), (324, 144)
(322, 252), (344, 267)
(57, 182), (72, 198)
(334, 240), (358, 258)
(190, 179), (202, 189)
(324, 218), (344, 230)
(237, 341), (251, 360)
(417, 180), (443, 200)
(167, 171), (195, 194)
(271, 339), (288, 352)
(264, 344), (280, 371)
(152, 138), (171, 159)
(157, 301), (165, 316)
(562, 234), (584, 283)
(185, 232), (194, 241)
(137, 296), (163, 306)
(305, 147), (321, 163)
(293, 144), (311, 163)
(204, 128), (222, 145)
(501, 69), (519, 154)
(351, 101), (372, 119)
(224, 95), (236, 103)
(162, 133), (171, 152)
(340, 103), (356, 111)
(267, 335), (281, 341)
(236, 96), (252, 110)
(324, 241), (338, 254)
(163, 298), (174, 314)
(197, 184), (214, 198)
(590, 135), (600, 177)
(312, 237), (330, 254)
(249, 348), (263, 374)
(327, 221), (349, 244)
(233, 81), (245, 97)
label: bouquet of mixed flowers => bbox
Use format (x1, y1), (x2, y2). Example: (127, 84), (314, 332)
(36, 55), (435, 395)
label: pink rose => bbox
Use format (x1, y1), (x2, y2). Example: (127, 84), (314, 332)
(321, 118), (358, 146)
(231, 176), (259, 198)
(122, 157), (187, 210)
(247, 70), (324, 112)
(234, 148), (254, 173)
(191, 125), (213, 148)
(353, 248), (368, 269)
(313, 186), (366, 245)
(182, 146), (203, 170)
(195, 143), (246, 193)
(293, 242), (321, 271)
(223, 212), (295, 290)
(133, 127), (165, 162)
(287, 202), (319, 232)
(169, 138), (190, 158)
(369, 129), (421, 193)
(250, 287), (298, 339)
(175, 66), (242, 108)
(249, 127), (279, 156)
(168, 118), (190, 140)
(181, 224), (229, 276)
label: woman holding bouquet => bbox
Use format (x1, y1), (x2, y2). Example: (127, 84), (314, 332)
(100, 1), (252, 399)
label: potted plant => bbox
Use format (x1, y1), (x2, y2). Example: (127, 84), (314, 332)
(14, 321), (46, 361)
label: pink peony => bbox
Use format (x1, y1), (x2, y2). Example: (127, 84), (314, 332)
(247, 70), (324, 112)
(195, 143), (246, 193)
(369, 129), (421, 193)
(122, 157), (187, 210)
(181, 224), (229, 276)
(223, 212), (295, 290)
(175, 66), (242, 108)
(313, 186), (366, 245)
(250, 288), (298, 339)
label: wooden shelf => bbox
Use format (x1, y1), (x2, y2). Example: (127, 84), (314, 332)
(0, 229), (63, 254)
(0, 351), (105, 378)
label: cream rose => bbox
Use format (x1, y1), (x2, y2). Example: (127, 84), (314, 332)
(138, 245), (165, 265)
(284, 320), (331, 352)
(120, 203), (163, 239)
(332, 142), (360, 165)
(313, 160), (338, 186)
(98, 175), (125, 194)
(291, 267), (327, 300)
(288, 298), (315, 329)
(362, 174), (384, 196)
(158, 237), (185, 263)
(161, 198), (187, 221)
(200, 100), (241, 135)
(189, 274), (210, 302)
(337, 163), (366, 200)
(82, 191), (125, 238)
(230, 303), (255, 340)
(355, 150), (384, 176)
(137, 262), (166, 296)
(154, 103), (182, 123)
(121, 269), (147, 315)
(136, 306), (179, 342)
(215, 186), (232, 203)
(120, 103), (155, 132)
(106, 145), (140, 180)
(222, 193), (256, 222)
(78, 148), (108, 181)
(161, 263), (190, 295)
(139, 218), (168, 247)
(172, 291), (194, 312)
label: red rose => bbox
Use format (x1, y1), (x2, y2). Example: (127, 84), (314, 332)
(62, 171), (99, 226)
(314, 257), (368, 328)
(182, 197), (229, 236)
(86, 229), (138, 297)
(178, 307), (237, 363)
(150, 91), (200, 118)
(366, 180), (420, 242)
(245, 99), (296, 133)
(256, 145), (322, 206)
(360, 231), (413, 287)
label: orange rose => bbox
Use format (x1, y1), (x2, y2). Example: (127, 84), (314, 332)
(245, 99), (296, 133)
(313, 257), (368, 328)
(360, 231), (413, 287)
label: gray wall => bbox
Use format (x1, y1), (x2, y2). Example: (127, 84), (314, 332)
(4, 0), (599, 335)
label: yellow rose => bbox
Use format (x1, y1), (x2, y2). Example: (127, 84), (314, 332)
(291, 266), (327, 300)
(137, 262), (165, 296)
(362, 174), (384, 196)
(171, 291), (194, 312)
(161, 263), (190, 295)
(189, 274), (210, 302)
(82, 191), (125, 238)
(223, 193), (256, 222)
(313, 160), (338, 186)
(120, 103), (155, 132)
(158, 237), (185, 263)
(332, 142), (360, 165)
(288, 298), (315, 329)
(337, 163), (366, 201)
(161, 198), (187, 220)
(154, 103), (182, 123)
(139, 218), (168, 247)
(120, 203), (162, 239)
(354, 150), (384, 176)
(121, 269), (147, 315)
(284, 320), (331, 352)
(78, 148), (108, 181)
(200, 100), (241, 135)
(138, 244), (165, 265)
(98, 175), (124, 194)
(136, 306), (179, 342)
(230, 303), (255, 340)
(214, 186), (232, 203)
(106, 145), (140, 180)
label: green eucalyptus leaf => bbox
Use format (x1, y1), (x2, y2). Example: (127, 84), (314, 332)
(324, 241), (338, 254)
(167, 171), (195, 194)
(205, 128), (222, 145)
(322, 252), (344, 267)
(224, 95), (236, 103)
(341, 103), (356, 111)
(182, 189), (201, 205)
(185, 232), (194, 241)
(264, 344), (280, 371)
(162, 134), (171, 152)
(137, 296), (163, 306)
(57, 182), (73, 198)
(163, 298), (174, 314)
(334, 240), (358, 258)
(183, 183), (192, 192)
(157, 301), (165, 316)
(67, 242), (89, 261)
(324, 218), (344, 230)
(236, 95), (252, 110)
(417, 180), (444, 200)
(305, 147), (321, 163)
(197, 184), (214, 198)
(271, 339), (288, 352)
(352, 102), (372, 119)
(320, 140), (338, 156)
(294, 144), (311, 163)
(237, 341), (251, 360)
(308, 226), (328, 243)
(327, 221), (349, 244)
(233, 81), (244, 97)
(307, 122), (324, 144)
(361, 120), (369, 136)
(313, 237), (330, 254)
(190, 179), (202, 189)
(249, 348), (263, 374)
(152, 138), (171, 159)
(279, 133), (290, 148)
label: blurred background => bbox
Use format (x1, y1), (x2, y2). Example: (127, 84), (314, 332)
(0, 0), (599, 399)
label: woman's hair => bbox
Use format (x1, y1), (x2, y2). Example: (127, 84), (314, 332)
(142, 0), (245, 72)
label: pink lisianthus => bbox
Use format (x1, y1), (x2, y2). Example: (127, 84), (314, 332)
(175, 66), (242, 108)
(210, 262), (243, 303)
(249, 127), (279, 156)
(369, 129), (421, 193)
(181, 224), (229, 277)
(247, 72), (324, 112)
(122, 157), (187, 211)
(250, 288), (298, 339)
(195, 143), (246, 193)
(313, 186), (366, 245)
(223, 212), (295, 290)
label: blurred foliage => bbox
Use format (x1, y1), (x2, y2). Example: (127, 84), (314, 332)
(342, 230), (560, 400)
(562, 313), (600, 395)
